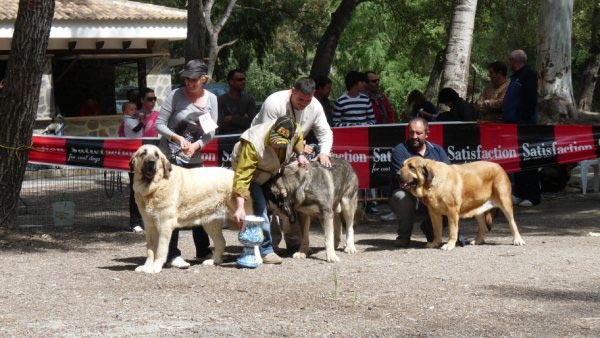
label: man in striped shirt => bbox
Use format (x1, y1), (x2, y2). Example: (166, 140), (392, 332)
(332, 71), (375, 127)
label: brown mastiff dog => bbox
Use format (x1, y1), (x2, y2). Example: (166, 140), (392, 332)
(397, 157), (525, 250)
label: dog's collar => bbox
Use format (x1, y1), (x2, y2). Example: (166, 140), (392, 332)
(419, 197), (429, 206)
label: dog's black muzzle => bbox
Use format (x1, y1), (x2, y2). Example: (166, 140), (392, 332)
(142, 160), (157, 179)
(263, 180), (298, 224)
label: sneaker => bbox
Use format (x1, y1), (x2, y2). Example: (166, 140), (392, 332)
(518, 199), (534, 207)
(380, 211), (397, 222)
(262, 252), (283, 264)
(511, 195), (522, 205)
(167, 256), (190, 269)
(131, 225), (143, 233)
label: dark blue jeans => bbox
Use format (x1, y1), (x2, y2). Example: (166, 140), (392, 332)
(250, 182), (274, 256)
(166, 158), (210, 261)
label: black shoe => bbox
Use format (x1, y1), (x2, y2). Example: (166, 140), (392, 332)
(395, 236), (411, 248)
(196, 250), (213, 262)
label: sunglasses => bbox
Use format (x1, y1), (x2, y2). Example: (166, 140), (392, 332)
(233, 77), (246, 82)
(145, 97), (157, 102)
(369, 79), (380, 83)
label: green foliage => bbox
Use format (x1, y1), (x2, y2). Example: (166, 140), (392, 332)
(244, 56), (286, 101)
(133, 0), (599, 110)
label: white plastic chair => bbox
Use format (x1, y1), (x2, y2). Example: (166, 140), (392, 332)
(579, 159), (600, 195)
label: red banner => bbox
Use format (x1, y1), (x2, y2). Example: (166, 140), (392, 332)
(29, 123), (600, 189)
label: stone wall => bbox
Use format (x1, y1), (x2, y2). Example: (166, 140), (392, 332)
(146, 40), (173, 111)
(62, 116), (123, 137)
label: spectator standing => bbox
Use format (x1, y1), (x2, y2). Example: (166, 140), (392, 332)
(366, 71), (396, 124)
(312, 75), (334, 126)
(217, 69), (256, 135)
(436, 87), (478, 122)
(231, 116), (310, 265)
(503, 49), (540, 207)
(138, 87), (160, 137)
(333, 71), (378, 213)
(120, 101), (144, 233)
(475, 61), (509, 122)
(332, 71), (375, 127)
(406, 89), (438, 122)
(155, 59), (218, 269)
(389, 117), (452, 247)
(252, 77), (333, 167)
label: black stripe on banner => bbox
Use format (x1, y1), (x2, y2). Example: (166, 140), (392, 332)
(65, 138), (105, 168)
(593, 126), (600, 157)
(218, 135), (240, 168)
(442, 123), (480, 164)
(517, 125), (557, 169)
(368, 124), (405, 187)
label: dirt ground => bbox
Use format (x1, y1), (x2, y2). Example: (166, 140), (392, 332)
(1, 186), (600, 337)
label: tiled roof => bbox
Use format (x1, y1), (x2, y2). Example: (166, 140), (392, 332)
(0, 0), (187, 21)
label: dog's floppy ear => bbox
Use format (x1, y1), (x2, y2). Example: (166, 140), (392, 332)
(129, 156), (137, 173)
(160, 155), (172, 179)
(422, 163), (434, 185)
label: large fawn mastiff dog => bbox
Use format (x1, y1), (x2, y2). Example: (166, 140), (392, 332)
(130, 145), (252, 273)
(397, 157), (525, 250)
(268, 157), (359, 262)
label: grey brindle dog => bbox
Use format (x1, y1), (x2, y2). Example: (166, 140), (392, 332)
(267, 157), (359, 262)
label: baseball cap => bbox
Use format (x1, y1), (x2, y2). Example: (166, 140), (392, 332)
(180, 59), (208, 79)
(269, 116), (296, 147)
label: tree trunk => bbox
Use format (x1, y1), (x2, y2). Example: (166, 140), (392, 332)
(309, 0), (364, 78)
(537, 0), (577, 124)
(0, 0), (55, 228)
(203, 0), (238, 78)
(578, 3), (600, 112)
(440, 0), (477, 98)
(424, 50), (446, 101)
(185, 0), (206, 62)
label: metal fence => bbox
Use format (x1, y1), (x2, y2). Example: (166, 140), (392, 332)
(16, 165), (129, 228)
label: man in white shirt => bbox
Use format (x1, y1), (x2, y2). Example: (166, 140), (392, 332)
(252, 77), (333, 167)
(252, 77), (334, 252)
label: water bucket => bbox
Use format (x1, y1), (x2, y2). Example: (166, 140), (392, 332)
(51, 201), (75, 226)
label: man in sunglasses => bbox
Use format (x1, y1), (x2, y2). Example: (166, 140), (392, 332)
(366, 71), (396, 124)
(217, 69), (256, 135)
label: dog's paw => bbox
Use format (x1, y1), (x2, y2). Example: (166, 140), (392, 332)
(202, 259), (215, 266)
(441, 243), (456, 251)
(292, 252), (307, 259)
(472, 238), (485, 245)
(326, 254), (340, 263)
(426, 242), (440, 249)
(135, 264), (156, 274)
(513, 237), (526, 246)
(344, 245), (357, 255)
